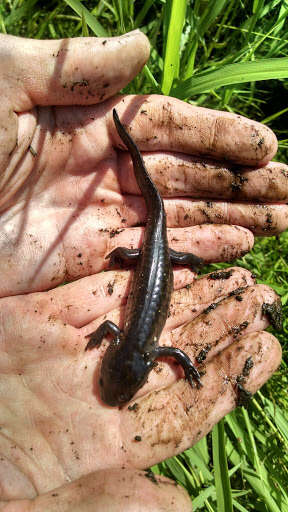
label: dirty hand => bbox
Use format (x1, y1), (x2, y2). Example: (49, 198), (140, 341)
(1, 31), (288, 297)
(0, 266), (282, 510)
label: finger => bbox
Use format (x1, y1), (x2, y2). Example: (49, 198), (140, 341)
(119, 154), (288, 203)
(1, 32), (149, 110)
(25, 267), (197, 328)
(67, 223), (254, 275)
(121, 331), (281, 468)
(165, 199), (288, 236)
(78, 193), (288, 236)
(62, 223), (253, 282)
(22, 469), (192, 512)
(0, 219), (254, 297)
(109, 95), (277, 166)
(81, 267), (255, 336)
(119, 284), (279, 395)
(167, 267), (255, 331)
(101, 224), (254, 266)
(0, 31), (148, 211)
(173, 284), (280, 363)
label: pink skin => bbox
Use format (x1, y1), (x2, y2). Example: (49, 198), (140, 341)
(0, 267), (282, 511)
(0, 32), (284, 511)
(1, 34), (288, 298)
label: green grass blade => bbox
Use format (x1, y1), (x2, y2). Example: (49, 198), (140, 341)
(196, 0), (228, 38)
(161, 0), (187, 95)
(185, 0), (228, 77)
(232, 499), (250, 512)
(184, 448), (213, 482)
(173, 57), (288, 98)
(34, 5), (61, 39)
(184, 41), (198, 80)
(81, 9), (89, 37)
(0, 13), (7, 33)
(164, 456), (196, 491)
(242, 408), (264, 480)
(194, 435), (209, 464)
(142, 64), (161, 91)
(135, 0), (154, 28)
(226, 418), (286, 511)
(4, 0), (38, 28)
(225, 411), (249, 456)
(257, 392), (288, 444)
(64, 0), (107, 36)
(262, 106), (288, 124)
(242, 467), (282, 512)
(212, 420), (233, 512)
(192, 485), (216, 510)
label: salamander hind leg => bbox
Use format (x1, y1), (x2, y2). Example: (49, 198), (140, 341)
(169, 248), (203, 273)
(85, 320), (121, 351)
(154, 346), (203, 388)
(106, 247), (141, 268)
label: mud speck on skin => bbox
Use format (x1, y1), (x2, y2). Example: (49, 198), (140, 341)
(109, 228), (125, 238)
(236, 382), (253, 408)
(263, 211), (274, 232)
(144, 469), (159, 485)
(208, 269), (233, 280)
(229, 286), (246, 297)
(262, 299), (283, 331)
(231, 174), (248, 192)
(128, 402), (139, 412)
(230, 321), (249, 339)
(242, 356), (254, 377)
(71, 79), (89, 92)
(107, 281), (114, 295)
(196, 344), (212, 363)
(203, 302), (218, 314)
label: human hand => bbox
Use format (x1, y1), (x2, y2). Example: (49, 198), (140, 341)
(1, 32), (288, 297)
(0, 266), (281, 509)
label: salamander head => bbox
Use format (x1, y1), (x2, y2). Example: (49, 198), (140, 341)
(100, 349), (153, 406)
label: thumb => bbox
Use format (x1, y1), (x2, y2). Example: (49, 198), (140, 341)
(0, 30), (149, 198)
(0, 30), (150, 112)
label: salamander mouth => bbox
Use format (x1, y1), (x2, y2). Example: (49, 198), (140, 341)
(100, 349), (150, 406)
(100, 372), (145, 406)
(100, 388), (134, 407)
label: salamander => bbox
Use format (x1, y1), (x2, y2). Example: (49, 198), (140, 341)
(85, 109), (203, 406)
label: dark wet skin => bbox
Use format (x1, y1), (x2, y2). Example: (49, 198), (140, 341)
(85, 109), (204, 407)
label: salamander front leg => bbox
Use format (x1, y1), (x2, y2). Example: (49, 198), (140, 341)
(153, 346), (203, 388)
(106, 247), (141, 267)
(85, 320), (121, 351)
(169, 248), (203, 273)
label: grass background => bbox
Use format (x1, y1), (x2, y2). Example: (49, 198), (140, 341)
(1, 1), (287, 510)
